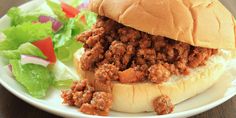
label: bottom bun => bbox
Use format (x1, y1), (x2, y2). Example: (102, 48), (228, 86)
(74, 49), (227, 113)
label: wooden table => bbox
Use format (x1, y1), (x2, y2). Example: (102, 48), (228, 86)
(0, 0), (236, 118)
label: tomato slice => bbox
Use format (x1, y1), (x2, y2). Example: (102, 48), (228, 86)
(32, 37), (56, 63)
(61, 2), (79, 18)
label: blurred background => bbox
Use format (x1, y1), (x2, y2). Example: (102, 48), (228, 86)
(0, 0), (28, 16)
(220, 0), (236, 15)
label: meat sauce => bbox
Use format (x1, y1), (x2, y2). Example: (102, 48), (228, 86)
(78, 16), (217, 83)
(61, 16), (218, 116)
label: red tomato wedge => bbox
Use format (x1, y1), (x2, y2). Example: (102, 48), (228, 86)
(32, 37), (56, 63)
(61, 2), (79, 18)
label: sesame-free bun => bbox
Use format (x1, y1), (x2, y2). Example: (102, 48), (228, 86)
(74, 49), (228, 113)
(89, 0), (236, 49)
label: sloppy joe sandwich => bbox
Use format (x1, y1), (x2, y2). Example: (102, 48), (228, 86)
(61, 0), (236, 116)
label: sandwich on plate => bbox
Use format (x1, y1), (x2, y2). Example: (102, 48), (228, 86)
(61, 0), (236, 116)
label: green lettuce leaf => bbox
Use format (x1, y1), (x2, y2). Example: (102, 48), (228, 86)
(53, 10), (96, 62)
(46, 0), (67, 23)
(0, 22), (52, 51)
(70, 0), (83, 7)
(56, 39), (83, 62)
(0, 43), (46, 59)
(0, 50), (20, 59)
(82, 10), (97, 29)
(53, 18), (83, 62)
(53, 79), (73, 89)
(10, 60), (54, 98)
(70, 10), (97, 36)
(50, 60), (78, 89)
(53, 19), (74, 48)
(45, 0), (97, 62)
(71, 14), (88, 36)
(18, 43), (46, 59)
(7, 7), (39, 26)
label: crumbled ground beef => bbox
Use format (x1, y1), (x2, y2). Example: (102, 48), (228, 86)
(148, 64), (171, 84)
(93, 79), (112, 93)
(119, 68), (141, 83)
(80, 103), (108, 116)
(153, 95), (174, 115)
(71, 79), (87, 92)
(63, 16), (218, 116)
(90, 92), (112, 112)
(80, 42), (104, 71)
(95, 64), (119, 82)
(61, 80), (92, 106)
(73, 91), (93, 107)
(79, 92), (112, 116)
(61, 80), (112, 116)
(188, 47), (218, 68)
(77, 16), (218, 83)
(93, 64), (119, 93)
(61, 80), (94, 107)
(61, 90), (74, 106)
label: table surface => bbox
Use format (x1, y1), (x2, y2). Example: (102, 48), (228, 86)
(0, 0), (236, 118)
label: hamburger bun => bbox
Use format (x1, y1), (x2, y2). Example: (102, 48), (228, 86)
(74, 48), (229, 113)
(89, 0), (236, 49)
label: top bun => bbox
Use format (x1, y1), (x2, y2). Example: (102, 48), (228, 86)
(89, 0), (236, 49)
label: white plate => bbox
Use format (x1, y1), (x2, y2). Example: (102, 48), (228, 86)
(0, 0), (236, 118)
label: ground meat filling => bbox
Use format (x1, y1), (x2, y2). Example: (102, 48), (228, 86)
(95, 64), (119, 82)
(153, 95), (174, 115)
(61, 80), (113, 116)
(62, 16), (218, 116)
(148, 64), (171, 84)
(78, 16), (218, 83)
(93, 64), (118, 93)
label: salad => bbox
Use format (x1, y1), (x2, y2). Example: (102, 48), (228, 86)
(0, 0), (96, 98)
